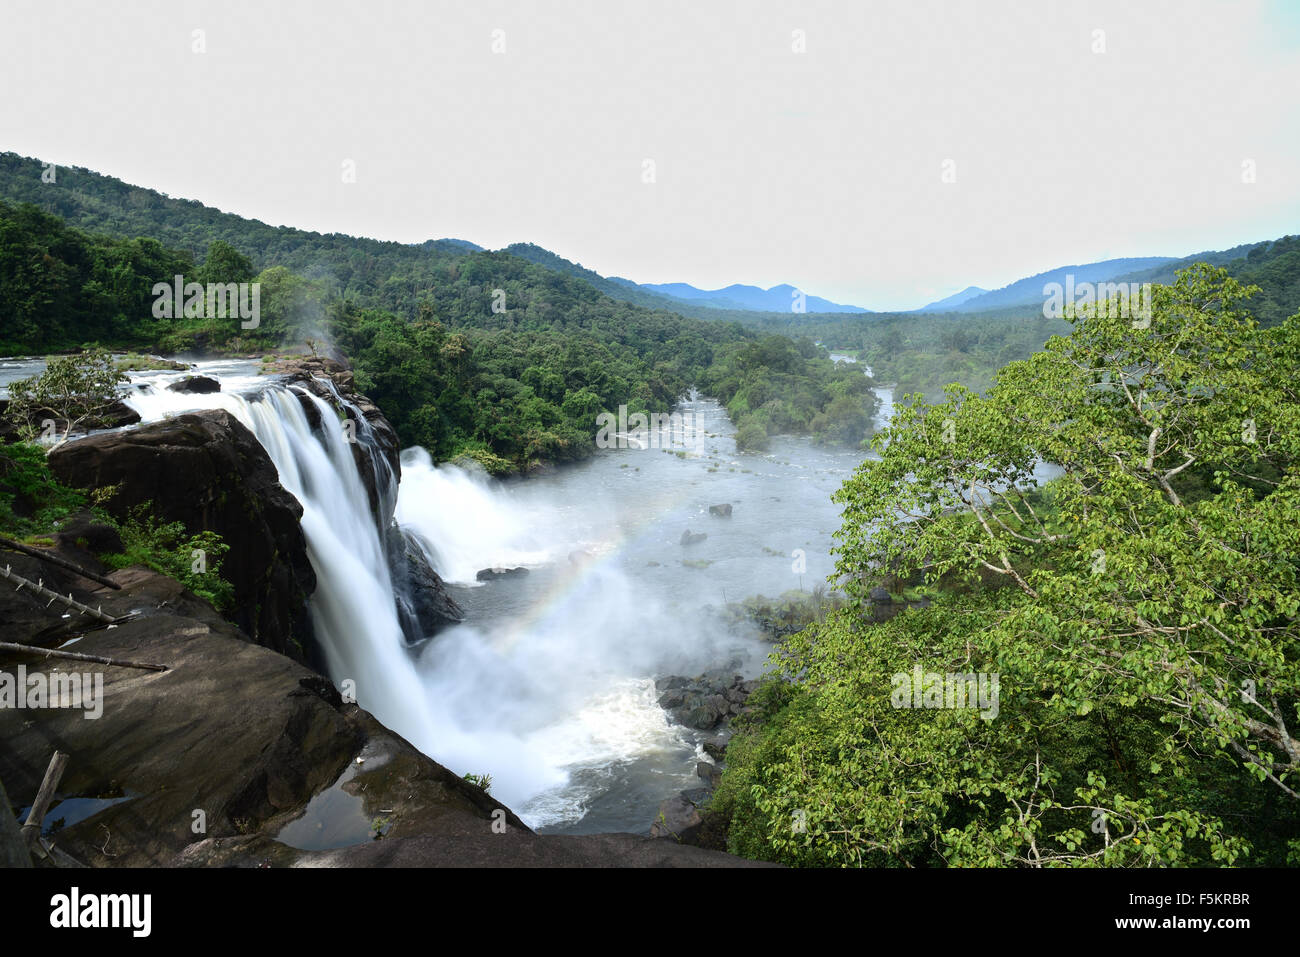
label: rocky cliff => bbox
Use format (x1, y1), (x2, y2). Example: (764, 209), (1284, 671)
(47, 409), (316, 659)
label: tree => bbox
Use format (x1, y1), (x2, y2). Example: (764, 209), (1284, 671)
(4, 349), (129, 450)
(199, 240), (255, 285)
(717, 266), (1300, 866)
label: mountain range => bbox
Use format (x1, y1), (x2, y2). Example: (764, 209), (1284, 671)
(0, 151), (1288, 322)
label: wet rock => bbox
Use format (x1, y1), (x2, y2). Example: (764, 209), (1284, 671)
(656, 671), (759, 735)
(476, 566), (529, 581)
(658, 689), (688, 710)
(870, 586), (892, 604)
(701, 734), (730, 762)
(704, 693), (730, 716)
(167, 375), (221, 394)
(685, 704), (721, 730)
(680, 530), (707, 546)
(48, 409), (315, 660)
(708, 503), (732, 518)
(681, 787), (714, 807)
(697, 762), (723, 789)
(650, 795), (703, 842)
(387, 527), (463, 642)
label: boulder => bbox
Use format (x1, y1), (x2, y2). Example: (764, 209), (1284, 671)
(708, 503), (733, 518)
(386, 527), (463, 642)
(649, 794), (703, 842)
(166, 375), (221, 394)
(476, 566), (529, 581)
(657, 689), (688, 710)
(680, 787), (714, 807)
(680, 530), (708, 546)
(685, 703), (721, 730)
(697, 761), (723, 789)
(870, 586), (893, 604)
(704, 693), (731, 716)
(52, 510), (125, 557)
(48, 410), (316, 660)
(702, 735), (729, 762)
(654, 675), (690, 692)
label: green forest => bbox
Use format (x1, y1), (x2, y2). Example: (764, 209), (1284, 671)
(0, 154), (880, 470)
(708, 265), (1300, 866)
(2, 153), (1297, 870)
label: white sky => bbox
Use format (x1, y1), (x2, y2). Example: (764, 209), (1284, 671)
(3, 0), (1298, 310)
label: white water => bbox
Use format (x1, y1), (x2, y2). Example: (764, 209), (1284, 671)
(116, 368), (740, 826)
(110, 363), (872, 831)
(125, 375), (438, 755)
(395, 449), (556, 586)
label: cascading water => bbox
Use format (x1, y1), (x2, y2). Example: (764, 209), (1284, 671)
(126, 376), (438, 755)
(123, 367), (815, 831)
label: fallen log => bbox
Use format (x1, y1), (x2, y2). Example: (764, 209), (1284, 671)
(22, 751), (69, 849)
(0, 641), (168, 672)
(0, 564), (120, 623)
(0, 535), (121, 590)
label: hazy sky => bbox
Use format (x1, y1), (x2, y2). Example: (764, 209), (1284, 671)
(3, 0), (1298, 309)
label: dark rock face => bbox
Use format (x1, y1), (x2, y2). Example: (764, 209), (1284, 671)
(650, 794), (704, 842)
(656, 671), (755, 731)
(47, 410), (316, 659)
(0, 569), (768, 868)
(680, 530), (708, 546)
(709, 503), (733, 518)
(53, 511), (125, 557)
(697, 761), (723, 789)
(167, 375), (221, 394)
(702, 735), (729, 762)
(387, 526), (463, 641)
(476, 566), (529, 581)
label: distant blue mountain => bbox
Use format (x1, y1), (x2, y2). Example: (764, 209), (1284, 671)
(917, 285), (988, 312)
(637, 281), (868, 313)
(942, 257), (1178, 313)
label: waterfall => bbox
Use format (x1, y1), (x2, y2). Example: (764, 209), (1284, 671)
(394, 448), (555, 586)
(124, 370), (762, 827)
(125, 379), (438, 752)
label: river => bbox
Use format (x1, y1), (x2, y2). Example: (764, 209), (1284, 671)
(2, 354), (892, 834)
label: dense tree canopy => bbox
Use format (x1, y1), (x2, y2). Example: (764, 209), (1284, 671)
(713, 266), (1300, 866)
(0, 196), (880, 470)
